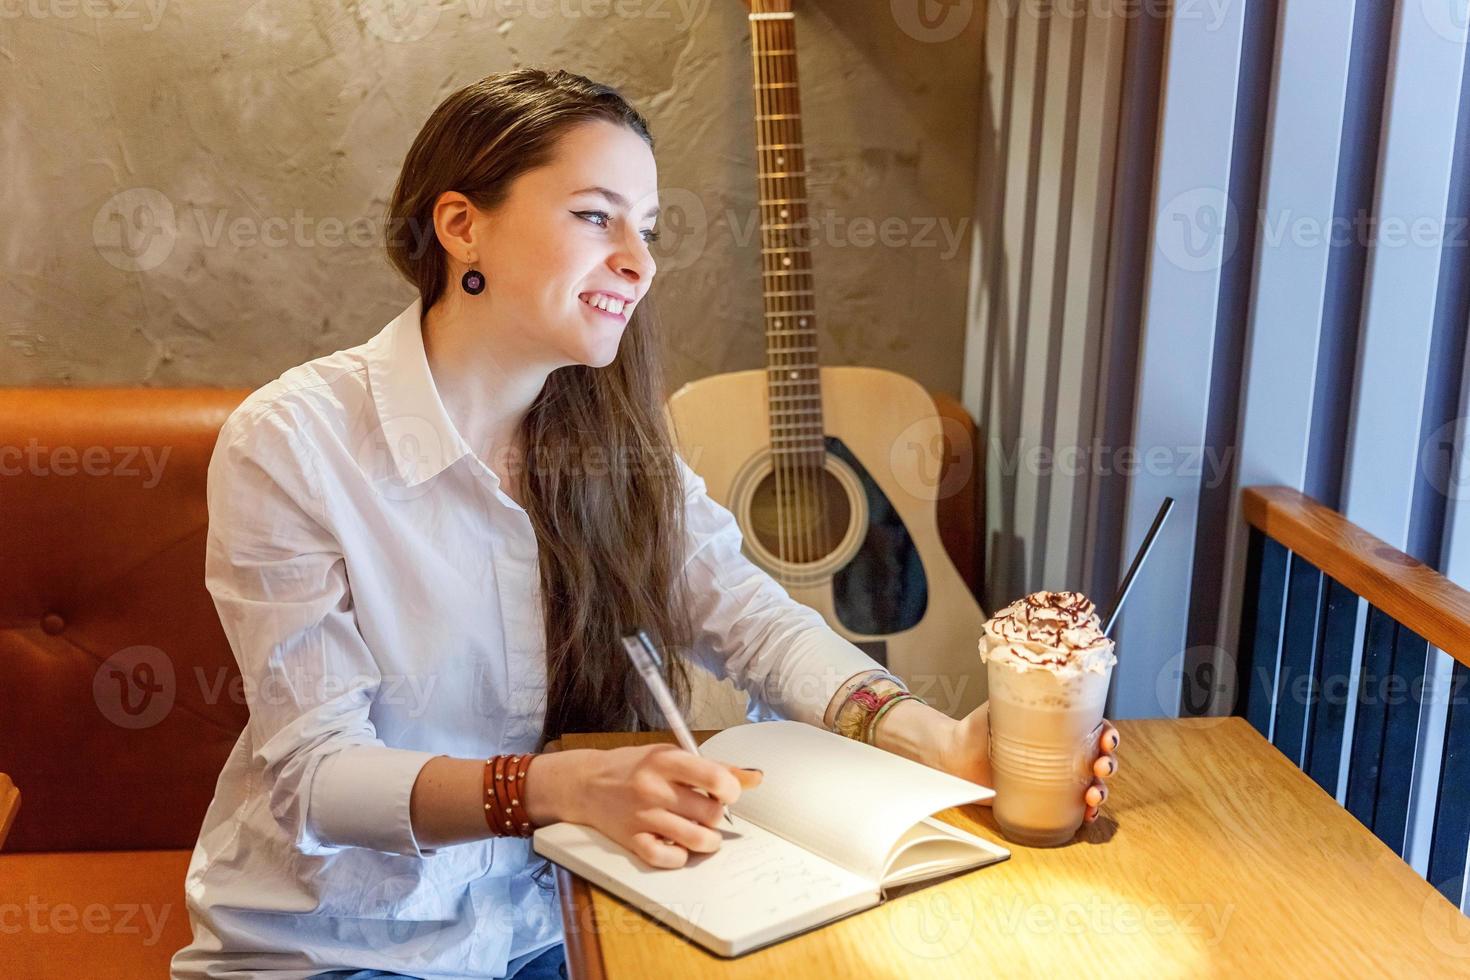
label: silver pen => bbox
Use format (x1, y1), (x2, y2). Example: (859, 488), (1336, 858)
(620, 629), (736, 829)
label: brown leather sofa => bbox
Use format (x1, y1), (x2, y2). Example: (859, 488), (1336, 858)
(0, 386), (981, 979)
(0, 388), (252, 978)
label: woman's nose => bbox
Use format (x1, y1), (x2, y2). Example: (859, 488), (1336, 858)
(613, 247), (653, 285)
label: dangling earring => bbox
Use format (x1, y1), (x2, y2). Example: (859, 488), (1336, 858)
(461, 267), (485, 295)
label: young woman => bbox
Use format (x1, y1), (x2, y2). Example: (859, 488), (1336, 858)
(171, 68), (1118, 980)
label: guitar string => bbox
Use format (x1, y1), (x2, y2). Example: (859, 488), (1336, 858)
(759, 11), (816, 569)
(752, 9), (792, 577)
(771, 9), (826, 568)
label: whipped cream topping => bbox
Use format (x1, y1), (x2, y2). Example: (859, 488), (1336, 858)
(979, 590), (1116, 675)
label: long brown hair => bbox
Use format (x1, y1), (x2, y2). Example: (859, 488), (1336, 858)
(384, 68), (694, 745)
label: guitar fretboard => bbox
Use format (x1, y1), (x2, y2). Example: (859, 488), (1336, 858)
(750, 0), (824, 463)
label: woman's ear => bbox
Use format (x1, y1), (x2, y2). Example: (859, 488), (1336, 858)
(432, 190), (480, 260)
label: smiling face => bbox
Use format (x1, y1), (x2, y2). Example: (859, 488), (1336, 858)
(462, 118), (660, 370)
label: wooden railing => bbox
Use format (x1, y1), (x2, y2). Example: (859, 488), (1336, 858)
(1238, 486), (1470, 907)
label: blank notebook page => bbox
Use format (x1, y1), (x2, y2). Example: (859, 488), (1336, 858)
(701, 721), (993, 881)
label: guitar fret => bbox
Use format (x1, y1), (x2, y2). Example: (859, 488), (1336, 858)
(761, 247), (811, 255)
(765, 310), (815, 318)
(763, 270), (812, 277)
(763, 289), (813, 298)
(754, 82), (800, 89)
(753, 48), (798, 55)
(769, 421), (823, 430)
(766, 328), (816, 335)
(767, 346), (819, 354)
(749, 11), (795, 20)
(769, 380), (820, 388)
(758, 171), (810, 179)
(755, 114), (802, 120)
(757, 142), (804, 149)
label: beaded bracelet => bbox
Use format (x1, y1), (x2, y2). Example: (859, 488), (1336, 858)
(483, 753), (536, 837)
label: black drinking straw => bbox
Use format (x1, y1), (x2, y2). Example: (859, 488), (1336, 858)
(1102, 497), (1175, 637)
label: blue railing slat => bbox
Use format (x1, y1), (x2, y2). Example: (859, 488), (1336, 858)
(1304, 577), (1358, 796)
(1428, 659), (1470, 906)
(1372, 627), (1431, 856)
(1273, 554), (1325, 766)
(1346, 607), (1396, 829)
(1241, 531), (1290, 738)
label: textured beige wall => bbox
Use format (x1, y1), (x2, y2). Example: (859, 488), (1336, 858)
(1, 0), (983, 395)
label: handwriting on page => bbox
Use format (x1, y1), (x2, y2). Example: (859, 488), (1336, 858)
(708, 833), (856, 916)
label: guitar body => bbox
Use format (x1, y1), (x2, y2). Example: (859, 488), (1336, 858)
(674, 0), (985, 729)
(671, 366), (987, 723)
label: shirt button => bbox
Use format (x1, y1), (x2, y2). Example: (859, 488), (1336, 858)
(41, 613), (65, 635)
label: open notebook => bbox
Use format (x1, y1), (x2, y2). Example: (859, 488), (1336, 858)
(532, 720), (1009, 957)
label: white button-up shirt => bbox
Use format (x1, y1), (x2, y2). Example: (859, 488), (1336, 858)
(170, 298), (883, 979)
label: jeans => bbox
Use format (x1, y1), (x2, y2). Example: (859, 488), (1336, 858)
(310, 941), (567, 980)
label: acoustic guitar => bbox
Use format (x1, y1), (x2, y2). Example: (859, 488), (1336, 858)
(669, 0), (987, 723)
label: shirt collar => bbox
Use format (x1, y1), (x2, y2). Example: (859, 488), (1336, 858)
(366, 296), (477, 488)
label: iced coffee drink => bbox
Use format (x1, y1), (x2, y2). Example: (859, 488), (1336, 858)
(979, 590), (1116, 846)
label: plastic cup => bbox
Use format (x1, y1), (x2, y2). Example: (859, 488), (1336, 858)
(985, 655), (1112, 847)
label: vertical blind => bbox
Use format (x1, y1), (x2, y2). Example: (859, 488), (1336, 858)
(963, 0), (1469, 910)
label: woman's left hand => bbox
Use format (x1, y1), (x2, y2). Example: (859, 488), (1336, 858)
(937, 701), (1121, 823)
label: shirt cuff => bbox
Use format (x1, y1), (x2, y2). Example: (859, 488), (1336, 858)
(767, 628), (888, 729)
(311, 745), (443, 857)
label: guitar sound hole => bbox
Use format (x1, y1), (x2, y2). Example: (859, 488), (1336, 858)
(748, 463), (852, 565)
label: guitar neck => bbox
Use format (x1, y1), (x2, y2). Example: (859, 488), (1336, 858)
(749, 0), (825, 460)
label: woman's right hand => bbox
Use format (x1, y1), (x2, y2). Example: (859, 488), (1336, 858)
(565, 743), (762, 869)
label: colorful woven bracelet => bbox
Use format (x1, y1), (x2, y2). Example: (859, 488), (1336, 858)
(832, 673), (908, 741)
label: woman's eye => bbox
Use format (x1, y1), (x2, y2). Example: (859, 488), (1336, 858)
(575, 210), (660, 245)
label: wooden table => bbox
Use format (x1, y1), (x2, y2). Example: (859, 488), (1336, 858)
(545, 718), (1470, 977)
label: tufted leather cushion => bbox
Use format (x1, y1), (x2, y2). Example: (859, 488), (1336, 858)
(0, 388), (252, 853)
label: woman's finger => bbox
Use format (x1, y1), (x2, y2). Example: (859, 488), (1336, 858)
(1086, 783), (1103, 807)
(657, 750), (743, 805)
(1093, 754), (1117, 779)
(669, 783), (725, 827)
(629, 831), (689, 869)
(641, 809), (723, 855)
(1100, 723), (1120, 753)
